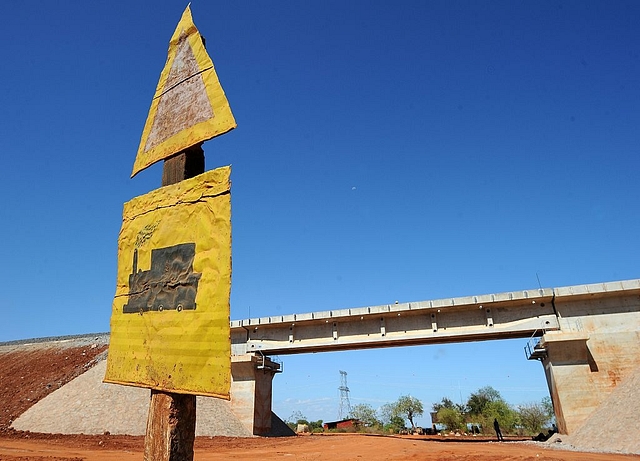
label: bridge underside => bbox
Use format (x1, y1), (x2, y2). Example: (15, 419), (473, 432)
(231, 279), (640, 436)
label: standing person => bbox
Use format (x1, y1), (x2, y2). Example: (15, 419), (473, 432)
(493, 418), (504, 441)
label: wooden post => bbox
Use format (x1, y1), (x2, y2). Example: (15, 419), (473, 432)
(143, 144), (204, 461)
(161, 145), (205, 187)
(144, 391), (196, 461)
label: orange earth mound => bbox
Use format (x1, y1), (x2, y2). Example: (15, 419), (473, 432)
(0, 340), (108, 433)
(1, 340), (637, 461)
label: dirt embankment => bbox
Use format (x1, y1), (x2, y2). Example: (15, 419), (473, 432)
(0, 335), (108, 433)
(1, 432), (639, 461)
(2, 335), (639, 460)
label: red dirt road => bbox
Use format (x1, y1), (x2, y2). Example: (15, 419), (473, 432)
(0, 433), (638, 461)
(2, 339), (638, 460)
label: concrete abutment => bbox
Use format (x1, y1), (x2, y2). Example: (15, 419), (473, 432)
(535, 289), (640, 435)
(231, 354), (281, 435)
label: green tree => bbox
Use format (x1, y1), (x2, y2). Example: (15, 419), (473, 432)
(464, 386), (522, 435)
(517, 402), (546, 434)
(467, 386), (501, 417)
(378, 397), (423, 433)
(396, 395), (424, 430)
(482, 400), (519, 434)
(378, 402), (400, 426)
(436, 407), (465, 432)
(349, 403), (381, 428)
(432, 397), (466, 414)
(308, 420), (324, 432)
(541, 396), (555, 424)
(518, 397), (555, 434)
(387, 415), (406, 433)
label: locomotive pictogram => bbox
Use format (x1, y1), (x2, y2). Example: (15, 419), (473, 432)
(123, 243), (201, 313)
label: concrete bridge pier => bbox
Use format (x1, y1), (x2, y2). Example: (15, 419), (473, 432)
(537, 331), (592, 434)
(531, 285), (640, 435)
(230, 354), (281, 435)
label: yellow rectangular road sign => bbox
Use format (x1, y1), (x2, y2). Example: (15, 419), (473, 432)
(104, 166), (231, 398)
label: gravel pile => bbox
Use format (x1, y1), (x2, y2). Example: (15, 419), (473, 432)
(547, 365), (640, 455)
(0, 337), (109, 431)
(12, 359), (254, 437)
(0, 333), (110, 349)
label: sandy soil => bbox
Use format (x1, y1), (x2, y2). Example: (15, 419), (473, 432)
(0, 432), (639, 461)
(0, 338), (108, 432)
(2, 337), (638, 460)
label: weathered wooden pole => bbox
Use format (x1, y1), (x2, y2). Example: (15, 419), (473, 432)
(104, 6), (235, 459)
(144, 391), (196, 461)
(161, 145), (205, 187)
(143, 145), (204, 461)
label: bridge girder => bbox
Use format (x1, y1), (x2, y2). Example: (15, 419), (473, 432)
(231, 286), (561, 355)
(231, 279), (640, 356)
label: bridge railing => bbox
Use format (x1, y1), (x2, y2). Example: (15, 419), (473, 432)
(524, 329), (547, 360)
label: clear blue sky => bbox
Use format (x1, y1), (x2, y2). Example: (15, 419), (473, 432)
(1, 1), (638, 426)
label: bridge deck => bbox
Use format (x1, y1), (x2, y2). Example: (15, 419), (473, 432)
(231, 279), (640, 355)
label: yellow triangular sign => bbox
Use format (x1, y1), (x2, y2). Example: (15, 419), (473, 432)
(132, 5), (236, 177)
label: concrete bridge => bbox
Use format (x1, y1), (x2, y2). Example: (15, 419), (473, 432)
(229, 278), (640, 436)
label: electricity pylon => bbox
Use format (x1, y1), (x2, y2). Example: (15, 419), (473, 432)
(338, 370), (352, 420)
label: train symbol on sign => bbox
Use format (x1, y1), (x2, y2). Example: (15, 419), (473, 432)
(123, 243), (202, 314)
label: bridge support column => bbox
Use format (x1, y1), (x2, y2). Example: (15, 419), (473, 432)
(539, 331), (591, 434)
(230, 354), (280, 436)
(539, 328), (640, 435)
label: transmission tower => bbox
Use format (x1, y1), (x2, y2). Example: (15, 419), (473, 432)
(338, 370), (352, 420)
